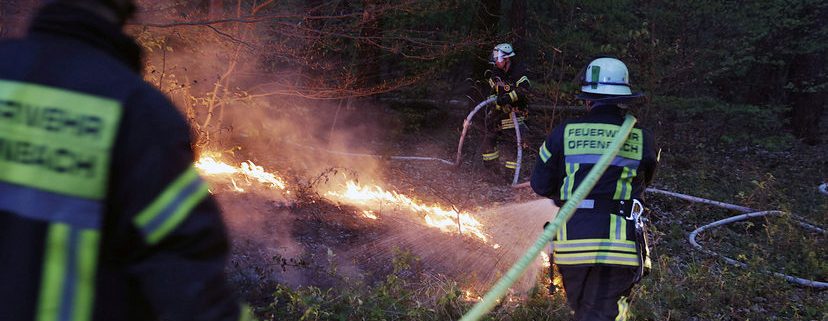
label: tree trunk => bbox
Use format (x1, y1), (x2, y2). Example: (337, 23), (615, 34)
(357, 0), (381, 93)
(788, 52), (825, 145)
(468, 0), (501, 105)
(510, 0), (527, 51)
(208, 0), (223, 20)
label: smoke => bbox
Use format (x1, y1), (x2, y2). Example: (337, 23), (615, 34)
(130, 1), (560, 299)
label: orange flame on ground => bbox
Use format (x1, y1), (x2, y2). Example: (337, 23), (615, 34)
(540, 252), (551, 268)
(361, 210), (378, 220)
(195, 154), (490, 243)
(326, 181), (489, 242)
(195, 155), (287, 190)
(462, 289), (482, 302)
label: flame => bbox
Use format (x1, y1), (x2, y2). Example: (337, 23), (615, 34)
(361, 210), (378, 220)
(195, 154), (287, 190)
(540, 252), (551, 268)
(230, 178), (245, 193)
(195, 154), (490, 243)
(462, 289), (482, 302)
(326, 181), (489, 242)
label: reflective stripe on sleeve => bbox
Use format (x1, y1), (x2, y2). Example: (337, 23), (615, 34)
(134, 166), (210, 244)
(516, 76), (530, 87)
(539, 142), (552, 163)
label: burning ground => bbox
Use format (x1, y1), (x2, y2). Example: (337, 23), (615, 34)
(195, 103), (562, 310)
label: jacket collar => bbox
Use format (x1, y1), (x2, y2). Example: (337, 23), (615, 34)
(28, 3), (143, 73)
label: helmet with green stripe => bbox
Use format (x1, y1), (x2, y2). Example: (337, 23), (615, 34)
(576, 57), (643, 104)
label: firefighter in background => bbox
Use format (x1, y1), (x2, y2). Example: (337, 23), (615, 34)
(530, 57), (658, 321)
(481, 43), (532, 182)
(0, 0), (254, 320)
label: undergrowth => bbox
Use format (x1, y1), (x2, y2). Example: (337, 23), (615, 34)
(239, 96), (827, 320)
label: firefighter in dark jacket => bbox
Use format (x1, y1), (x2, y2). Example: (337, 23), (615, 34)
(0, 1), (254, 320)
(481, 43), (531, 182)
(530, 57), (658, 321)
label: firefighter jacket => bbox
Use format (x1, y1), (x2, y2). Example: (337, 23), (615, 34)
(0, 4), (253, 321)
(487, 60), (531, 112)
(530, 103), (658, 268)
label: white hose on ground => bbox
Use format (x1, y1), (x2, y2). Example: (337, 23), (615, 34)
(650, 187), (827, 288)
(454, 97), (497, 166)
(511, 183), (827, 288)
(688, 210), (827, 288)
(510, 111), (523, 186)
(282, 141), (454, 165)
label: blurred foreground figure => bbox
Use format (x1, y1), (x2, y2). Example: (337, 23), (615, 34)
(0, 1), (254, 320)
(531, 57), (658, 321)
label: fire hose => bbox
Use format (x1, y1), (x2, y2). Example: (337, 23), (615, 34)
(644, 187), (828, 289)
(454, 97), (496, 167)
(453, 97), (524, 185)
(458, 114), (639, 321)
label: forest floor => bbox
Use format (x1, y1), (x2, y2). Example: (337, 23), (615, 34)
(206, 98), (827, 321)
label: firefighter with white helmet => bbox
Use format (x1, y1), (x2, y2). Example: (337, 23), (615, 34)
(531, 57), (657, 321)
(481, 42), (532, 183)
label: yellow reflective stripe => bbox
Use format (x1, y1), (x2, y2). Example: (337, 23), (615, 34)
(539, 142), (552, 163)
(620, 218), (627, 240)
(36, 225), (100, 321)
(553, 252), (640, 266)
(238, 303), (256, 321)
(488, 79), (496, 89)
(609, 215), (628, 240)
(613, 167), (635, 200)
(615, 296), (629, 321)
(73, 229), (100, 321)
(554, 239), (637, 253)
(134, 167), (210, 244)
(504, 161), (517, 169)
(37, 224), (70, 321)
(554, 238), (636, 245)
(482, 151), (499, 160)
(561, 223), (567, 241)
(516, 76), (530, 87)
(560, 162), (579, 200)
(508, 91), (518, 102)
(0, 80), (122, 200)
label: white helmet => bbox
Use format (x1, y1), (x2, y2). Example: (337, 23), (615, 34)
(492, 43), (515, 63)
(580, 57), (632, 96)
